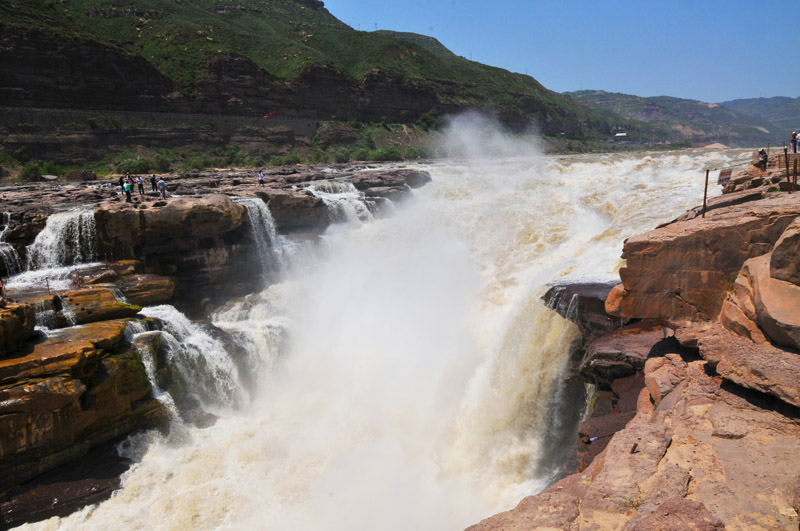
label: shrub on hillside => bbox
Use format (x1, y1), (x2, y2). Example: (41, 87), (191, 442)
(269, 153), (301, 166)
(351, 148), (370, 161)
(403, 146), (427, 160)
(117, 158), (153, 174)
(245, 156), (266, 168)
(372, 146), (403, 161)
(154, 154), (171, 172)
(19, 162), (42, 182)
(42, 161), (61, 176)
(333, 148), (350, 163)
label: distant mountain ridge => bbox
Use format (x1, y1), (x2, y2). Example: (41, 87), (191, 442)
(720, 97), (800, 129)
(568, 90), (782, 146)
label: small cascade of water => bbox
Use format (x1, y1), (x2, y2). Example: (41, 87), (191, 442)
(306, 180), (374, 224)
(0, 212), (22, 275)
(32, 299), (58, 332)
(109, 287), (130, 304)
(234, 197), (288, 281)
(7, 262), (103, 292)
(212, 286), (290, 386)
(60, 298), (77, 327)
(124, 319), (149, 342)
(124, 320), (182, 420)
(139, 305), (246, 410)
(26, 208), (98, 270)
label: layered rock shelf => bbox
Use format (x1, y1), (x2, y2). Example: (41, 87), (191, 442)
(474, 164), (800, 529)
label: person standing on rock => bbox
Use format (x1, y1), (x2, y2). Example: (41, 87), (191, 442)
(150, 174), (157, 192)
(791, 132), (797, 154)
(118, 175), (125, 194)
(755, 148), (768, 172)
(258, 170), (264, 186)
(157, 177), (167, 199)
(137, 176), (145, 195)
(124, 180), (132, 202)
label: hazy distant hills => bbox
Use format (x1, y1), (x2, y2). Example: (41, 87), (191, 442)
(720, 97), (800, 129)
(568, 90), (783, 146)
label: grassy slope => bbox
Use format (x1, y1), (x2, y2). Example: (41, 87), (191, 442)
(568, 90), (781, 146)
(720, 97), (800, 127)
(0, 0), (637, 139)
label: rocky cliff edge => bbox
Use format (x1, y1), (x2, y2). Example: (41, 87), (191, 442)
(472, 165), (800, 529)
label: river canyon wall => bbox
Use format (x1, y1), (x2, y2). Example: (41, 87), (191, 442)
(471, 165), (800, 529)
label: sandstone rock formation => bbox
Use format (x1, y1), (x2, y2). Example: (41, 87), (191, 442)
(474, 174), (800, 529)
(0, 302), (35, 357)
(0, 319), (168, 496)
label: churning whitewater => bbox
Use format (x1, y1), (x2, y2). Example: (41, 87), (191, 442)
(26, 123), (748, 531)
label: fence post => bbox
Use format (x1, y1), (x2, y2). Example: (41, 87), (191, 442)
(785, 148), (792, 193)
(794, 159), (798, 193)
(702, 169), (709, 218)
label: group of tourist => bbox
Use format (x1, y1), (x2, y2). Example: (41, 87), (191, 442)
(118, 174), (167, 201)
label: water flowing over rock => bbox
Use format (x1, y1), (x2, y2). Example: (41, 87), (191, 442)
(542, 282), (627, 342)
(480, 167), (800, 530)
(7, 150), (780, 529)
(0, 213), (22, 275)
(306, 180), (376, 223)
(26, 208), (98, 270)
(234, 197), (291, 282)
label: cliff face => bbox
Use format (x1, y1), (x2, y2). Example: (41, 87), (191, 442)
(0, 24), (183, 113)
(472, 165), (800, 529)
(0, 23), (447, 121)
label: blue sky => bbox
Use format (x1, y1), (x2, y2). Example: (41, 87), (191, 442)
(323, 0), (799, 103)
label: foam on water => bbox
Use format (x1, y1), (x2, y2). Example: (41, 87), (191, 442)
(27, 120), (749, 530)
(138, 305), (247, 411)
(306, 180), (374, 224)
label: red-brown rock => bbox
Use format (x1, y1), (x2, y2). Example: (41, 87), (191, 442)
(742, 254), (800, 350)
(609, 194), (800, 321)
(0, 302), (36, 357)
(771, 217), (800, 286)
(698, 323), (800, 407)
(0, 319), (166, 493)
(469, 360), (800, 529)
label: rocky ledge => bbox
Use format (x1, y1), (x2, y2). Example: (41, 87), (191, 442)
(0, 166), (431, 310)
(473, 165), (800, 529)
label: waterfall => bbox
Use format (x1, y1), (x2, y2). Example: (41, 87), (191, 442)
(306, 180), (374, 223)
(211, 286), (291, 388)
(42, 143), (752, 530)
(32, 299), (57, 332)
(121, 320), (184, 422)
(139, 304), (246, 410)
(26, 208), (98, 270)
(0, 212), (21, 275)
(234, 197), (288, 281)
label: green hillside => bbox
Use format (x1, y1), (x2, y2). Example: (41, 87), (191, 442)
(568, 90), (781, 147)
(0, 0), (620, 136)
(720, 97), (800, 129)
